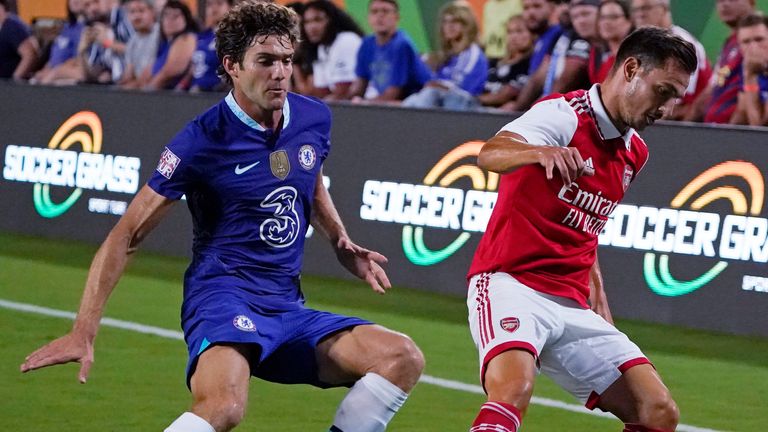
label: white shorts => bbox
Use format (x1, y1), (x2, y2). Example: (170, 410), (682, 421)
(467, 272), (650, 409)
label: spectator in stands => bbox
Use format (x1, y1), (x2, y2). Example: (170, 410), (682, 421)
(286, 1), (311, 93)
(482, 0), (522, 61)
(143, 0), (196, 90)
(0, 0), (39, 80)
(347, 0), (431, 102)
(402, 1), (488, 110)
(589, 0), (633, 84)
(501, 0), (566, 111)
(631, 0), (712, 119)
(730, 14), (768, 126)
(119, 0), (159, 89)
(686, 0), (755, 123)
(478, 14), (533, 108)
(182, 0), (233, 92)
(295, 0), (363, 100)
(540, 0), (600, 97)
(77, 0), (133, 84)
(30, 0), (84, 85)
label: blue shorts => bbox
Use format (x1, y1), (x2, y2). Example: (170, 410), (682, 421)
(182, 291), (371, 389)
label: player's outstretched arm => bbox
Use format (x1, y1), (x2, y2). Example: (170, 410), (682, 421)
(478, 131), (593, 184)
(310, 169), (392, 294)
(20, 185), (176, 382)
(588, 256), (614, 324)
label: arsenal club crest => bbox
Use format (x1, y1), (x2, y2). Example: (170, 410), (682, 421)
(622, 165), (634, 192)
(499, 317), (520, 333)
(270, 150), (290, 180)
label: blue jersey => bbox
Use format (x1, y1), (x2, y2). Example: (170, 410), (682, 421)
(148, 92), (330, 306)
(355, 30), (431, 98)
(48, 21), (83, 67)
(758, 73), (768, 104)
(190, 29), (221, 91)
(434, 43), (489, 96)
(529, 24), (562, 75)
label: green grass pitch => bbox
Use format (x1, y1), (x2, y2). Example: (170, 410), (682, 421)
(1, 232), (766, 431)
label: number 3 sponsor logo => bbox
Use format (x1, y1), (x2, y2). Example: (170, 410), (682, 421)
(260, 186), (301, 248)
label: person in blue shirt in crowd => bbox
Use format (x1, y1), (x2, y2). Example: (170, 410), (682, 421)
(31, 0), (85, 85)
(20, 3), (424, 432)
(502, 0), (567, 111)
(77, 0), (134, 84)
(0, 0), (39, 80)
(347, 0), (431, 102)
(144, 0), (196, 90)
(402, 1), (488, 110)
(182, 0), (233, 92)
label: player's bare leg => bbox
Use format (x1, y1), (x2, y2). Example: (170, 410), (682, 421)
(166, 344), (255, 432)
(470, 349), (537, 431)
(316, 324), (424, 432)
(596, 364), (679, 432)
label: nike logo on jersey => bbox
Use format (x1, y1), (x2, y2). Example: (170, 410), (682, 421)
(235, 161), (260, 175)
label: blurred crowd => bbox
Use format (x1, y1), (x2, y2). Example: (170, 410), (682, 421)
(1, 0), (768, 126)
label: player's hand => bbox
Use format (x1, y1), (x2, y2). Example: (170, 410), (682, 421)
(535, 146), (593, 185)
(20, 331), (95, 383)
(335, 237), (392, 294)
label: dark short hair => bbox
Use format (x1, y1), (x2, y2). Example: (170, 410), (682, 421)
(161, 0), (199, 40)
(611, 26), (697, 76)
(216, 1), (301, 85)
(302, 1), (363, 64)
(737, 13), (768, 30)
(0, 0), (8, 11)
(369, 0), (399, 12)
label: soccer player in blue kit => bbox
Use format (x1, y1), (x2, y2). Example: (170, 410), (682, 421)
(20, 3), (425, 432)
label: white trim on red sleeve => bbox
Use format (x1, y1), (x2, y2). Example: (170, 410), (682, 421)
(498, 97), (578, 147)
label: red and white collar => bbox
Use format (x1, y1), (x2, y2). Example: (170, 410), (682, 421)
(586, 84), (635, 151)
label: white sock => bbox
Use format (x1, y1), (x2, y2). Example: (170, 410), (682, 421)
(164, 412), (215, 432)
(330, 373), (409, 432)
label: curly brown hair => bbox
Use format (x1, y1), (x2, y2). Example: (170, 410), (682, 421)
(216, 1), (301, 85)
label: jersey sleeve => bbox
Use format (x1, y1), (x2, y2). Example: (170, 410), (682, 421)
(565, 38), (591, 61)
(498, 97), (578, 147)
(455, 44), (489, 95)
(354, 37), (373, 80)
(6, 18), (32, 50)
(328, 33), (362, 85)
(147, 124), (201, 200)
(389, 40), (424, 88)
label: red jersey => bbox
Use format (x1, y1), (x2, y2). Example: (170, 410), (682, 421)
(468, 85), (649, 307)
(704, 33), (742, 124)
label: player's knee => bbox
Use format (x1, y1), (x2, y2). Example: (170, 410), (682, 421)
(380, 335), (424, 388)
(193, 394), (246, 430)
(637, 392), (679, 429)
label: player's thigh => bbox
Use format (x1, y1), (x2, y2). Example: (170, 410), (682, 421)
(190, 344), (255, 404)
(596, 364), (675, 422)
(540, 309), (649, 409)
(467, 272), (560, 389)
(315, 324), (422, 386)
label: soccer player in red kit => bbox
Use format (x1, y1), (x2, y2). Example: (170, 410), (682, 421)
(467, 27), (697, 432)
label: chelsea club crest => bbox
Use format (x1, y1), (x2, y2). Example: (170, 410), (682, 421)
(298, 145), (316, 170)
(233, 315), (257, 332)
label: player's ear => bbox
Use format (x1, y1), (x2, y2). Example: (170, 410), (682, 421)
(623, 56), (641, 82)
(223, 55), (239, 81)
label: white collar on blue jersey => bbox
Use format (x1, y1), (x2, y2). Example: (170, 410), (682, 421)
(587, 84), (634, 151)
(225, 91), (291, 132)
